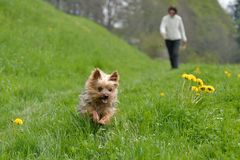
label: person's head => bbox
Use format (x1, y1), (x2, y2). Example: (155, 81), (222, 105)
(168, 6), (177, 17)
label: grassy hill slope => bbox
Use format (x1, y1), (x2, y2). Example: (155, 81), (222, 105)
(0, 0), (240, 159)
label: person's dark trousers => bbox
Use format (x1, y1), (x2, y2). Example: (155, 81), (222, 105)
(165, 39), (181, 69)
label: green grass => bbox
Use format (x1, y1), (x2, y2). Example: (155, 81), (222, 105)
(0, 0), (240, 159)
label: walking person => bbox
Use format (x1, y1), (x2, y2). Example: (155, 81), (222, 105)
(160, 6), (187, 69)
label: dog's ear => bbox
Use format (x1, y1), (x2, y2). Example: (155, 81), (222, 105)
(109, 71), (119, 82)
(91, 68), (101, 80)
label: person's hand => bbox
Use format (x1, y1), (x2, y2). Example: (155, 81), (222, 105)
(160, 32), (167, 40)
(182, 41), (187, 50)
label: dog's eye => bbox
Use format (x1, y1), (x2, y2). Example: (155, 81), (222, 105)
(98, 87), (103, 92)
(108, 88), (112, 92)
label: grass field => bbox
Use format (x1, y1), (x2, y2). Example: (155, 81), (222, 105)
(0, 0), (240, 159)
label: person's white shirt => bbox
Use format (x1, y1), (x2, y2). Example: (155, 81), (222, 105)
(160, 14), (187, 42)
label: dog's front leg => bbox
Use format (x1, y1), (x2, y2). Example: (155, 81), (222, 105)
(91, 110), (99, 123)
(98, 113), (111, 125)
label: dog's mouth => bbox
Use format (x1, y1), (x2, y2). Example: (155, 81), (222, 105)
(102, 99), (108, 104)
(101, 96), (108, 104)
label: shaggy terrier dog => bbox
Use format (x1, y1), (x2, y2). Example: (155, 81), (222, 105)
(78, 68), (119, 125)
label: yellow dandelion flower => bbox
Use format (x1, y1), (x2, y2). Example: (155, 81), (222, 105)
(181, 73), (197, 81)
(206, 85), (215, 93)
(238, 74), (240, 80)
(194, 66), (201, 74)
(191, 86), (199, 92)
(186, 75), (192, 81)
(226, 73), (231, 78)
(224, 70), (231, 78)
(199, 85), (207, 92)
(188, 74), (197, 82)
(181, 73), (189, 80)
(14, 118), (23, 125)
(196, 78), (204, 86)
(160, 92), (165, 97)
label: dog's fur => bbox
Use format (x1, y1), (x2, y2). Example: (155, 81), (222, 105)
(78, 68), (119, 125)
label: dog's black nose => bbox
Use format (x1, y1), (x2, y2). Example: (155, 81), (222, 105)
(102, 95), (108, 99)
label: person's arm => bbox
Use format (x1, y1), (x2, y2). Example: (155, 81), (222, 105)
(160, 17), (167, 39)
(179, 17), (187, 42)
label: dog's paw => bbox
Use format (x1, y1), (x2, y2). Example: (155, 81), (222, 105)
(98, 119), (107, 125)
